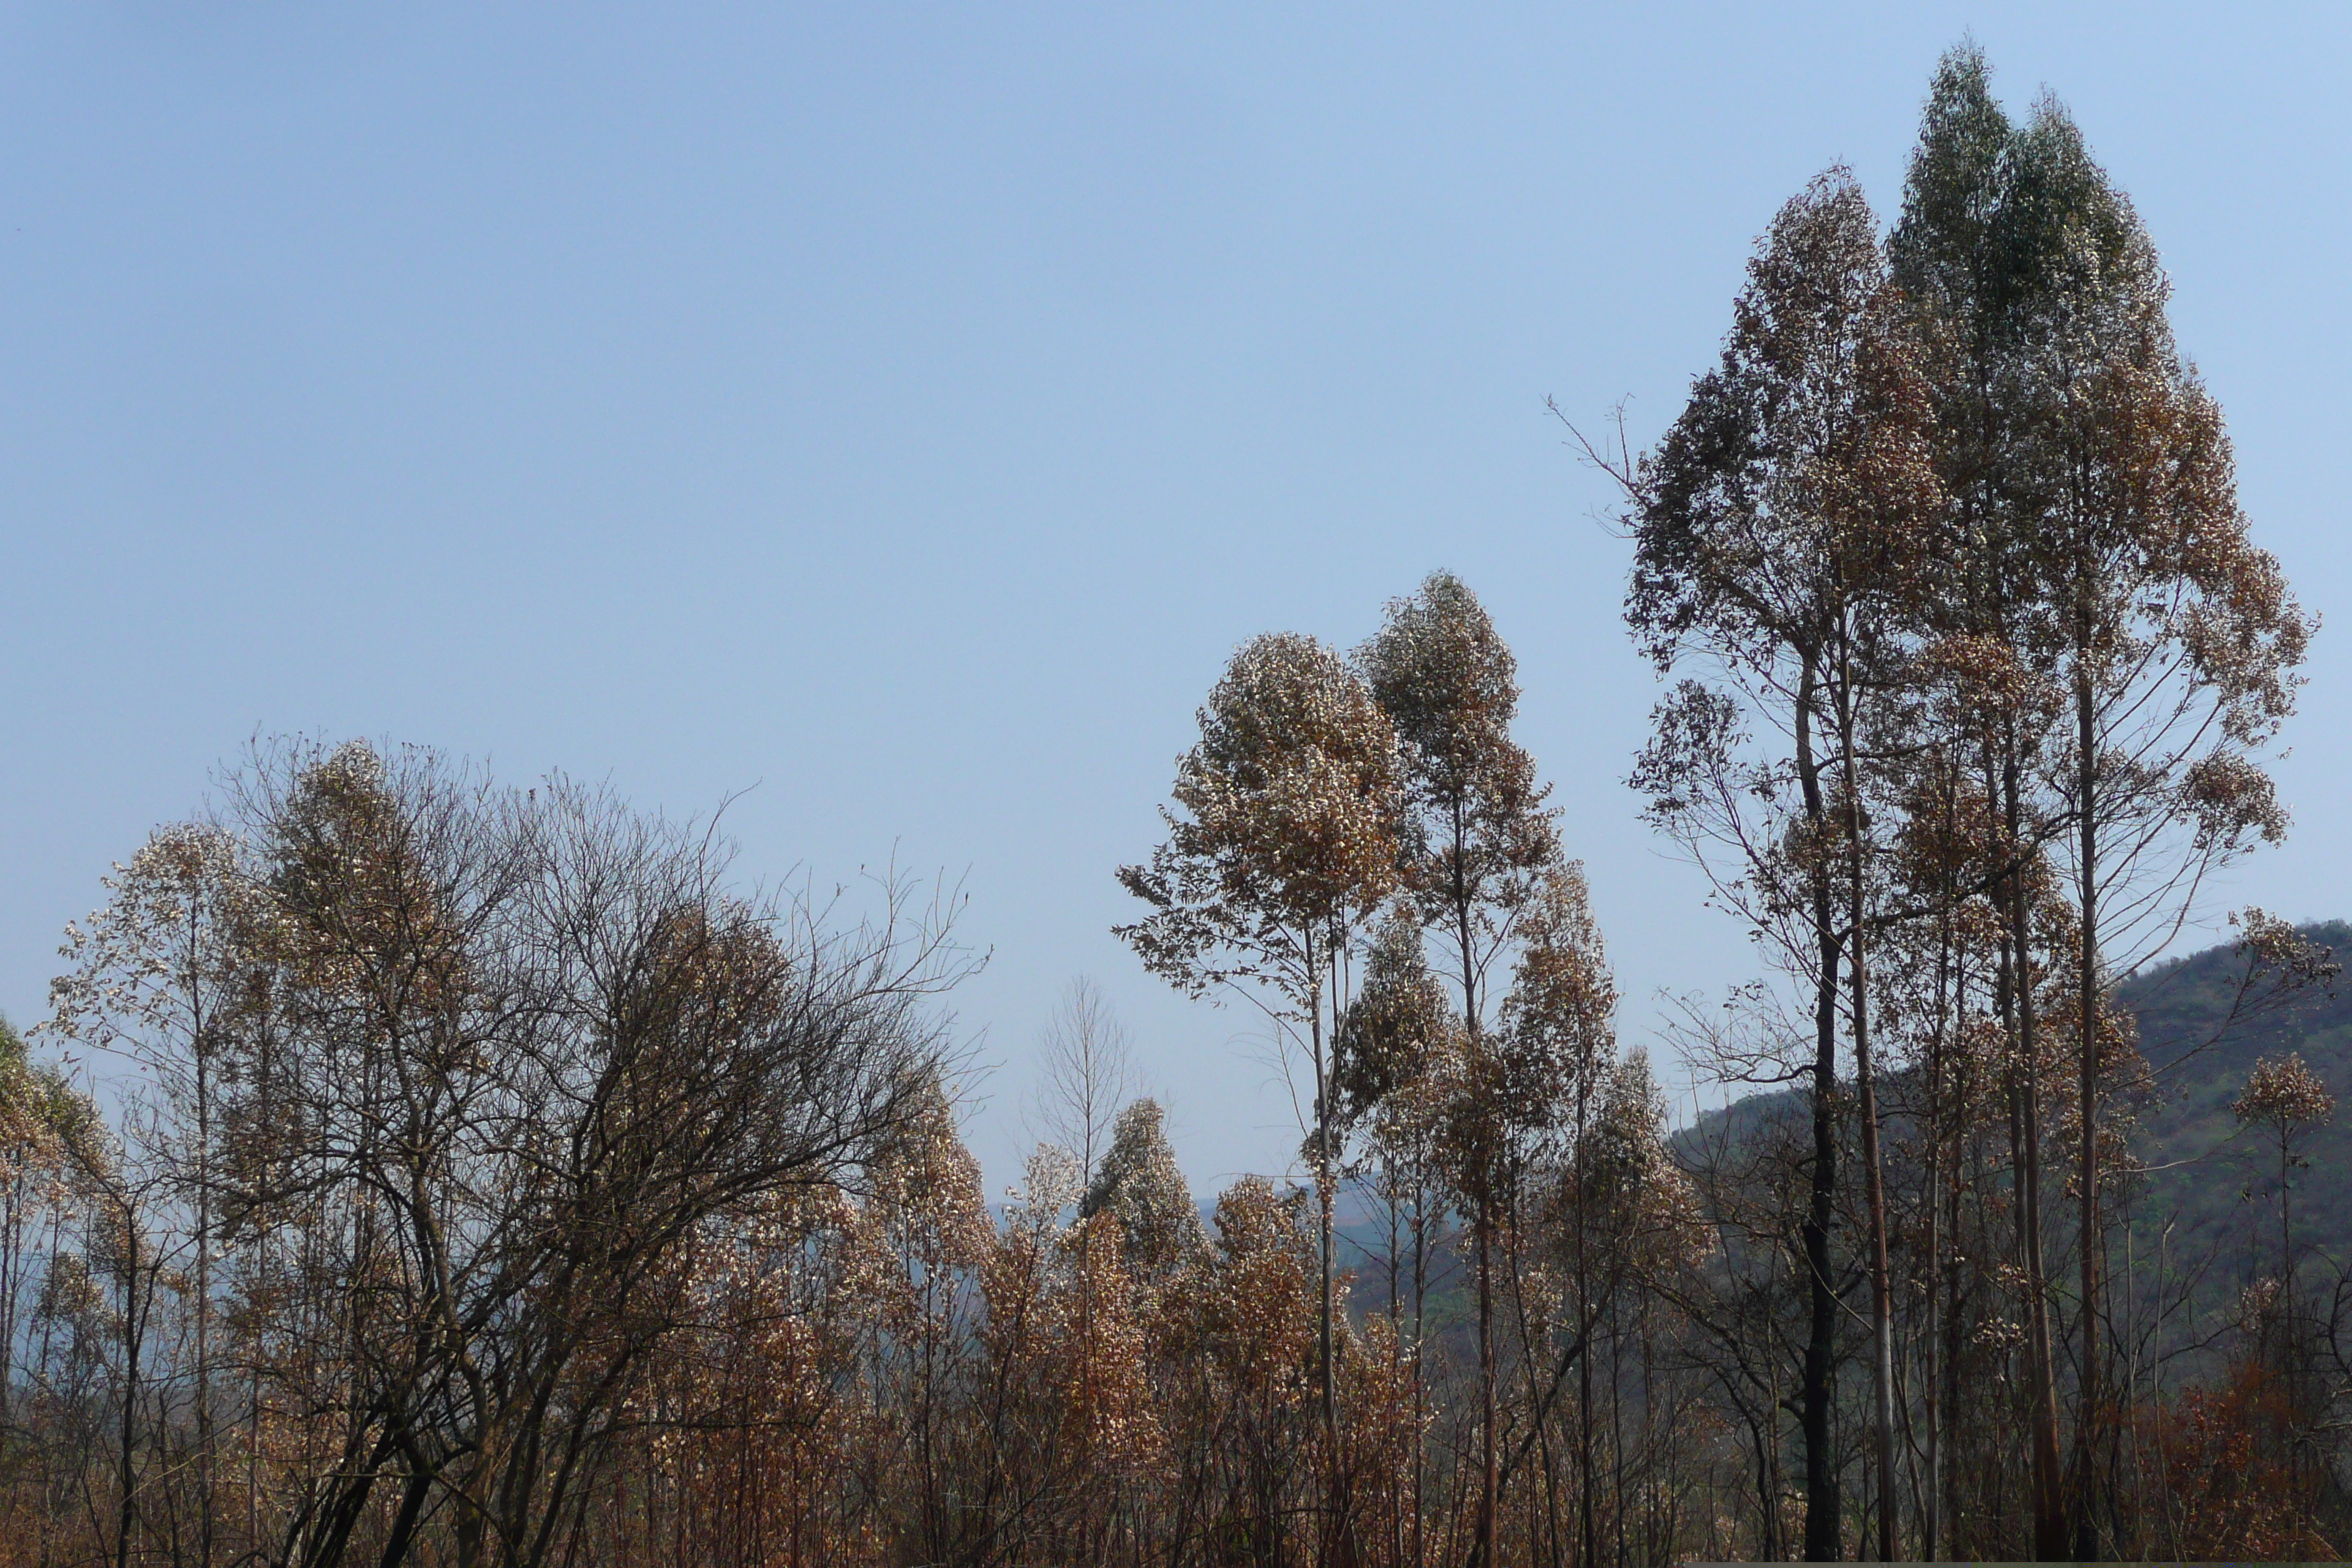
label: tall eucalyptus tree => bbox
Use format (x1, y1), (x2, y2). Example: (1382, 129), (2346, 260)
(1603, 167), (1940, 1559)
(1893, 50), (2314, 1550)
(1357, 571), (1558, 1563)
(1116, 632), (1405, 1484)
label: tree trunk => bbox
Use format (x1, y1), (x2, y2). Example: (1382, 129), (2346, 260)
(2002, 741), (2069, 1559)
(1576, 1079), (1598, 1568)
(195, 1011), (214, 1568)
(115, 1212), (143, 1568)
(1855, 922), (1897, 1562)
(2072, 659), (2103, 1561)
(1449, 797), (1503, 1568)
(1922, 909), (1948, 1565)
(1477, 1202), (1498, 1568)
(1311, 927), (1344, 1556)
(1840, 641), (1899, 1562)
(1414, 1182), (1428, 1568)
(1797, 670), (1843, 1563)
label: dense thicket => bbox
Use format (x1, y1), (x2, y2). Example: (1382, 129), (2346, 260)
(0, 44), (2341, 1568)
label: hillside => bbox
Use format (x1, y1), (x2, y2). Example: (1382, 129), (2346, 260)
(2122, 920), (2352, 1289)
(1667, 922), (2352, 1302)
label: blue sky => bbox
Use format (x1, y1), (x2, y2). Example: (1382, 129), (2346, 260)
(3, 2), (2345, 1194)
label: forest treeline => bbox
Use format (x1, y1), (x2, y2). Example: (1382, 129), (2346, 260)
(1, 43), (2345, 1567)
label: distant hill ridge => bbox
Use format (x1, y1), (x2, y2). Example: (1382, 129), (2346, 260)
(1670, 922), (2352, 1287)
(2124, 919), (2352, 1284)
